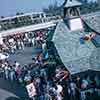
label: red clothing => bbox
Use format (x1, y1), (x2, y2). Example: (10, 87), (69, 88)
(16, 67), (21, 76)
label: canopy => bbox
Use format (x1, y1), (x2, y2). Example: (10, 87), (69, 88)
(52, 20), (100, 75)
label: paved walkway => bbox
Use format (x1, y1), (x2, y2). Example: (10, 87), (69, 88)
(0, 77), (28, 100)
(8, 46), (42, 65)
(0, 46), (42, 100)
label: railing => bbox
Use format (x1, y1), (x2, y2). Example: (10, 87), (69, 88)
(0, 10), (100, 32)
(0, 15), (61, 32)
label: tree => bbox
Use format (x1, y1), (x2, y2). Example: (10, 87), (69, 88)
(43, 0), (100, 15)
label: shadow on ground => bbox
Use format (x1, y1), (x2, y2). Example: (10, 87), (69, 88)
(6, 97), (21, 100)
(0, 78), (28, 100)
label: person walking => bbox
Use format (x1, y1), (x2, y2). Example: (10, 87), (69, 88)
(4, 66), (10, 80)
(9, 66), (16, 81)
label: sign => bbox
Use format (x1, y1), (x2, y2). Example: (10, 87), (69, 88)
(26, 83), (36, 98)
(69, 18), (83, 31)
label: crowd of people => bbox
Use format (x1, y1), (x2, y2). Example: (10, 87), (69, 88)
(1, 57), (100, 100)
(0, 29), (100, 100)
(0, 30), (48, 53)
(0, 30), (68, 100)
(0, 58), (70, 100)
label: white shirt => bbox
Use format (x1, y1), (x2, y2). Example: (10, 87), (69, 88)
(56, 85), (63, 94)
(42, 43), (46, 50)
(15, 62), (20, 67)
(9, 38), (14, 43)
(56, 85), (63, 100)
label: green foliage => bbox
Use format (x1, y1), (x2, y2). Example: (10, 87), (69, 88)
(80, 0), (100, 14)
(43, 1), (63, 16)
(43, 0), (100, 15)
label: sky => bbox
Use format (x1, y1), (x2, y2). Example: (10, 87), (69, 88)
(0, 0), (96, 17)
(0, 0), (63, 17)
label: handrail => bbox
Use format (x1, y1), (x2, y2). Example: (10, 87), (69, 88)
(0, 12), (44, 21)
(0, 15), (61, 32)
(0, 21), (57, 37)
(0, 13), (60, 22)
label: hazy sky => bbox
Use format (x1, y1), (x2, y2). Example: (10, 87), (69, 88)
(0, 0), (95, 17)
(0, 0), (63, 17)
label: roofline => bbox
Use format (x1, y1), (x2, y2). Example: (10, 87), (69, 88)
(71, 69), (100, 76)
(64, 5), (82, 8)
(81, 18), (100, 35)
(64, 0), (82, 8)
